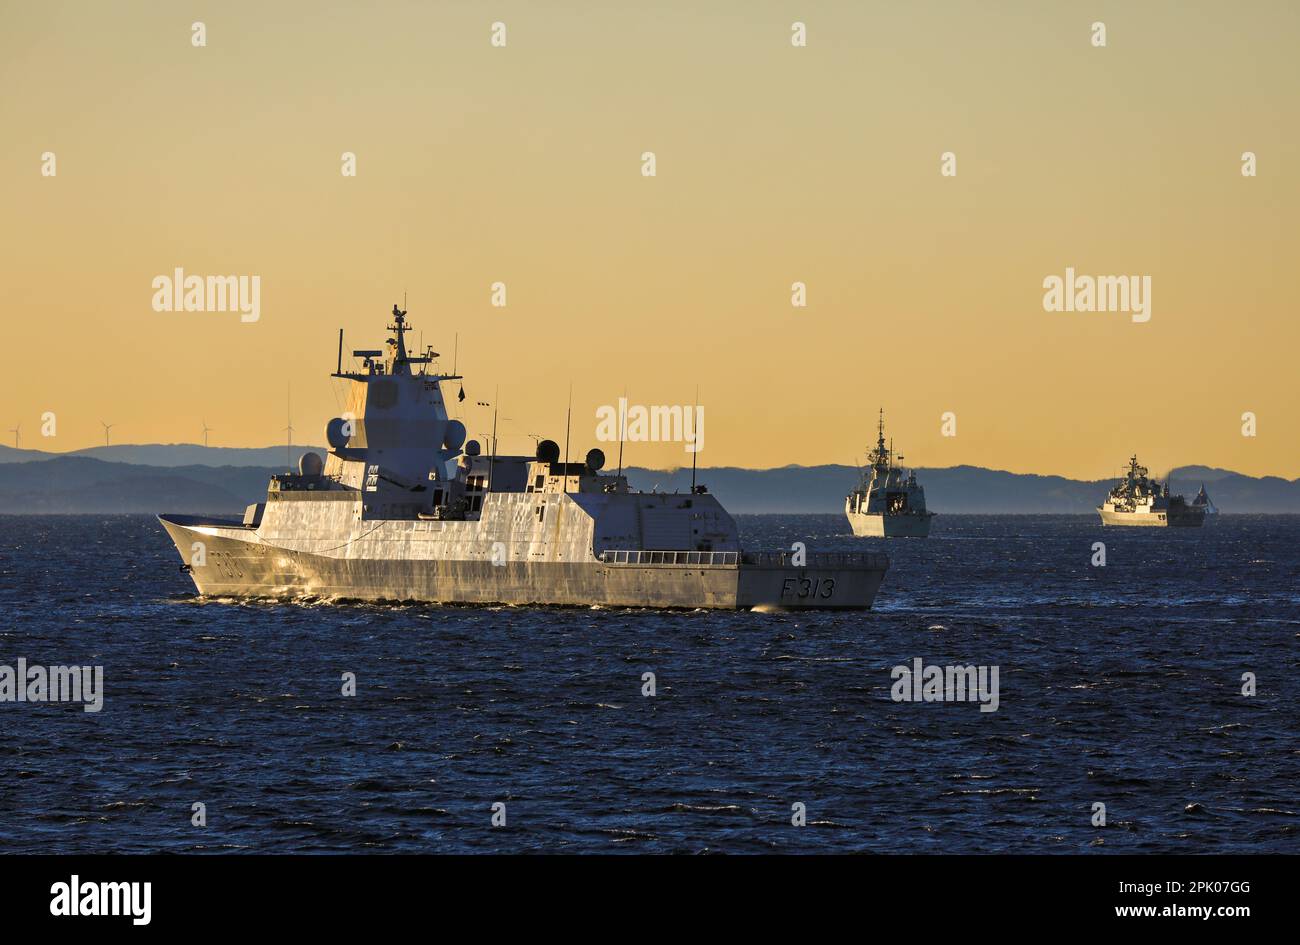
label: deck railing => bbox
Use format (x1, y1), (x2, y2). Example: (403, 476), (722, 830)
(741, 550), (890, 568)
(600, 550), (739, 566)
(599, 549), (889, 569)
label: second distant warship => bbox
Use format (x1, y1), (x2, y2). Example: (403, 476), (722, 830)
(1098, 455), (1205, 527)
(845, 411), (935, 538)
(158, 304), (890, 609)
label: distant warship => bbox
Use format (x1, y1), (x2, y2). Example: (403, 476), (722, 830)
(845, 410), (935, 538)
(159, 305), (889, 609)
(1098, 455), (1205, 527)
(1192, 483), (1220, 524)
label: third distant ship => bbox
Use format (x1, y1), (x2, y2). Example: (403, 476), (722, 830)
(1097, 455), (1207, 527)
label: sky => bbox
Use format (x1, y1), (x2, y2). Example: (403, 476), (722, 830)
(2, 0), (1297, 479)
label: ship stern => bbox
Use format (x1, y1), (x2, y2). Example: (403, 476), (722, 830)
(736, 551), (890, 610)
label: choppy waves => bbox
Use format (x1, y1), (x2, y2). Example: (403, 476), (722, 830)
(0, 513), (1296, 853)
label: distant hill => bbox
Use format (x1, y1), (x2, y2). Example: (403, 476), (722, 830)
(0, 443), (326, 468)
(0, 450), (1295, 515)
(1167, 465), (1239, 484)
(625, 464), (1096, 513)
(0, 457), (274, 514)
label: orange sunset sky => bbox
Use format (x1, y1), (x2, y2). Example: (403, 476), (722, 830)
(2, 1), (1297, 478)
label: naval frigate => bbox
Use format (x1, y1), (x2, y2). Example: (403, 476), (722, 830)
(1097, 455), (1205, 527)
(845, 410), (935, 538)
(159, 305), (889, 609)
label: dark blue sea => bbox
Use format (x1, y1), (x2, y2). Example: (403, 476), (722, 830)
(1, 514), (1296, 853)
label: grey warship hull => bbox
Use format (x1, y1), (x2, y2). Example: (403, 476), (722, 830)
(846, 511), (934, 538)
(158, 303), (890, 612)
(1098, 507), (1204, 527)
(160, 514), (888, 610)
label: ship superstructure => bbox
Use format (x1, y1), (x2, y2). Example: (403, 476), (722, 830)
(845, 410), (935, 538)
(1097, 455), (1205, 527)
(159, 305), (889, 609)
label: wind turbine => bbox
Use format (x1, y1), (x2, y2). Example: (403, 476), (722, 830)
(100, 420), (114, 448)
(8, 423), (19, 449)
(201, 419), (213, 448)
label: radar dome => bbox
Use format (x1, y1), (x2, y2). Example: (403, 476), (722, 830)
(464, 439), (482, 457)
(326, 417), (350, 450)
(443, 419), (467, 451)
(298, 451), (324, 476)
(536, 439), (561, 463)
(586, 448), (606, 471)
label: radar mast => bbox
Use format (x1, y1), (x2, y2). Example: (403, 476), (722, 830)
(388, 304), (412, 374)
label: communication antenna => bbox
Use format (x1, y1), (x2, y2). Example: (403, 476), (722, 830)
(616, 387), (626, 481)
(284, 383), (294, 472)
(690, 384), (698, 494)
(481, 386), (499, 491)
(563, 384), (573, 495)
